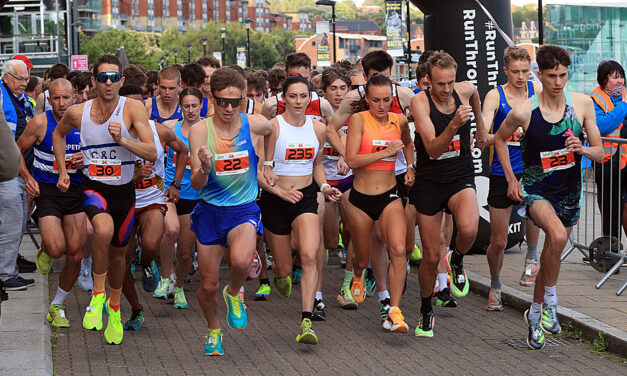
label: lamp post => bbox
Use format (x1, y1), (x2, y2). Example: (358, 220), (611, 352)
(219, 28), (227, 66)
(172, 49), (179, 64)
(315, 0), (336, 63)
(163, 53), (170, 66)
(185, 43), (192, 63)
(200, 36), (208, 56)
(242, 0), (251, 68)
(405, 0), (412, 80)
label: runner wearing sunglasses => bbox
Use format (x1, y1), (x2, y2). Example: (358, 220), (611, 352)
(187, 67), (272, 355)
(52, 55), (157, 345)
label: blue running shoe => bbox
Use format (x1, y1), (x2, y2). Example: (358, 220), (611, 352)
(204, 328), (224, 356)
(123, 308), (144, 331)
(364, 267), (376, 297)
(142, 260), (160, 292)
(524, 309), (545, 350)
(223, 285), (247, 330)
(541, 303), (561, 335)
(290, 265), (302, 285)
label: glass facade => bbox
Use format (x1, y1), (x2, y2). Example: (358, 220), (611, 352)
(546, 5), (627, 93)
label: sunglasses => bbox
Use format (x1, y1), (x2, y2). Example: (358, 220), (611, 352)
(95, 72), (122, 83)
(214, 96), (243, 108)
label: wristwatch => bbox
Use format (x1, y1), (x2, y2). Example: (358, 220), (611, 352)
(263, 160), (275, 168)
(172, 181), (182, 189)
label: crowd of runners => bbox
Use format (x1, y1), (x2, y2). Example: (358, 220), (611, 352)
(2, 43), (606, 354)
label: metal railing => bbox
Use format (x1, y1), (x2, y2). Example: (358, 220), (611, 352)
(561, 136), (627, 295)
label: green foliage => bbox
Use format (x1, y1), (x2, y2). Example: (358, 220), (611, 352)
(297, 6), (332, 22)
(336, 0), (358, 21)
(592, 331), (609, 353)
(81, 29), (160, 69)
(512, 4), (538, 28)
(557, 322), (582, 340)
(269, 0), (316, 13)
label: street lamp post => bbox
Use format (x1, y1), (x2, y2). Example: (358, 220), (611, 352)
(406, 0), (412, 80)
(185, 43), (192, 63)
(172, 49), (179, 64)
(315, 0), (336, 63)
(242, 0), (251, 68)
(200, 37), (208, 56)
(219, 28), (227, 66)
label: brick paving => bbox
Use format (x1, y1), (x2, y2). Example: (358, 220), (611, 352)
(51, 259), (626, 375)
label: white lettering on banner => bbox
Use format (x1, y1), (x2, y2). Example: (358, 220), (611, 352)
(463, 9), (478, 86)
(508, 221), (522, 235)
(485, 26), (498, 89)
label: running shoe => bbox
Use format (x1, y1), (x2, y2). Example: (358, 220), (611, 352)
(290, 265), (302, 285)
(189, 247), (198, 276)
(239, 289), (247, 310)
(47, 304), (70, 328)
(524, 309), (545, 350)
(253, 283), (271, 301)
(364, 267), (376, 297)
(273, 276), (292, 298)
(312, 299), (326, 321)
(83, 292), (106, 331)
(541, 303), (561, 334)
(173, 287), (188, 309)
(123, 308), (144, 331)
(296, 318), (318, 345)
(435, 288), (458, 308)
(204, 328), (224, 356)
(383, 306), (408, 333)
(142, 260), (160, 292)
(153, 277), (171, 299)
(77, 258), (93, 291)
(103, 299), (123, 345)
(337, 285), (358, 309)
(415, 309), (435, 338)
(410, 244), (422, 262)
(485, 288), (503, 311)
(446, 251), (469, 297)
(379, 298), (391, 323)
(325, 248), (329, 265)
(519, 258), (539, 287)
(223, 285), (247, 330)
(35, 248), (52, 275)
(338, 247), (347, 267)
(350, 273), (366, 304)
(17, 253), (36, 273)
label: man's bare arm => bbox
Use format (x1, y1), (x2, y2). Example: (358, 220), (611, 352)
(261, 96), (278, 120)
(35, 92), (45, 115)
(248, 114), (273, 136)
(481, 89), (499, 147)
(319, 97), (335, 124)
(120, 100), (157, 162)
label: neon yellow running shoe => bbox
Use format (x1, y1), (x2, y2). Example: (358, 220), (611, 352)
(410, 244), (422, 262)
(173, 287), (188, 309)
(296, 318), (318, 344)
(103, 299), (123, 345)
(36, 247), (52, 275)
(273, 276), (292, 298)
(83, 292), (106, 331)
(47, 304), (70, 328)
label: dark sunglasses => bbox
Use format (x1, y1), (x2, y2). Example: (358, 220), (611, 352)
(95, 72), (122, 83)
(214, 96), (243, 108)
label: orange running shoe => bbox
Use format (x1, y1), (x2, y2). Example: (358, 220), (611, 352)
(383, 306), (409, 333)
(350, 273), (366, 304)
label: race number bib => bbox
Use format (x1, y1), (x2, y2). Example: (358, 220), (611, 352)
(372, 140), (396, 162)
(506, 127), (523, 147)
(134, 176), (157, 190)
(322, 142), (340, 160)
(173, 151), (191, 170)
(214, 150), (250, 176)
(431, 135), (461, 160)
(89, 159), (121, 181)
(285, 144), (315, 163)
(540, 148), (575, 173)
(53, 155), (79, 174)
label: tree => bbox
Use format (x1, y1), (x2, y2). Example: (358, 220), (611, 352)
(81, 29), (159, 69)
(336, 0), (358, 21)
(512, 4), (538, 28)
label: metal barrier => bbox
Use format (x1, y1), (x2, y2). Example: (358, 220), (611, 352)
(560, 136), (627, 296)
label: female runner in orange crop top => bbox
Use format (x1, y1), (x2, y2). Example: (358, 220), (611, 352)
(345, 74), (415, 333)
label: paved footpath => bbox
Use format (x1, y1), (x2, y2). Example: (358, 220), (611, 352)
(50, 258), (625, 375)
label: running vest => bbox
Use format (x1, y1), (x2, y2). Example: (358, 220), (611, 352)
(164, 121), (201, 200)
(490, 81), (535, 176)
(521, 92), (583, 203)
(276, 91), (323, 121)
(134, 120), (166, 208)
(33, 110), (82, 186)
(150, 96), (182, 123)
(322, 121), (353, 181)
(359, 84), (407, 174)
(273, 114), (319, 176)
(415, 89), (473, 183)
(80, 97), (136, 185)
(590, 86), (627, 168)
(199, 113), (258, 206)
(245, 98), (256, 114)
(358, 111), (402, 171)
(201, 97), (210, 118)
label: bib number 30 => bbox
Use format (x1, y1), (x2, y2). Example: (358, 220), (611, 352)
(89, 159), (122, 181)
